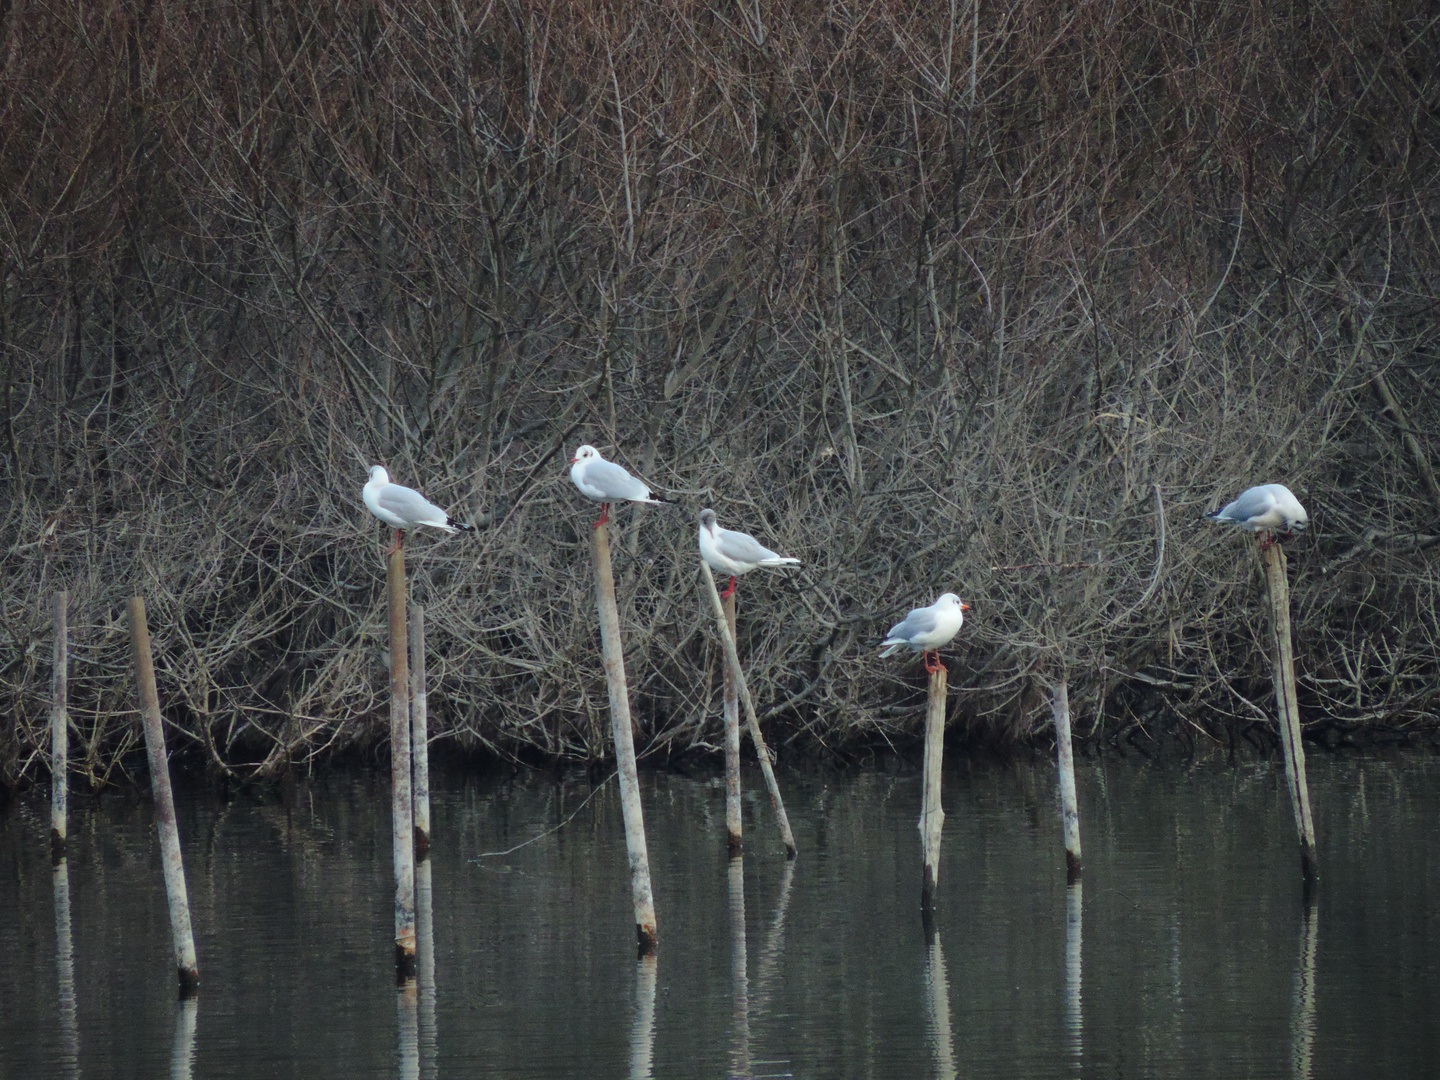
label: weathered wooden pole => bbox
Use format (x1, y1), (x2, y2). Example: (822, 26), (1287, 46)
(919, 664), (947, 915)
(388, 547), (418, 979)
(409, 604), (431, 861)
(722, 589), (742, 856)
(1051, 680), (1083, 882)
(698, 562), (798, 859)
(128, 595), (200, 997)
(1260, 541), (1319, 885)
(590, 521), (658, 953)
(50, 591), (69, 863)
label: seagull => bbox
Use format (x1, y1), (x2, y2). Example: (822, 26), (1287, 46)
(698, 509), (801, 599)
(363, 465), (476, 553)
(1205, 483), (1309, 549)
(879, 593), (970, 674)
(569, 445), (673, 527)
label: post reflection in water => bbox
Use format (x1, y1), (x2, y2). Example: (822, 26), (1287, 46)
(416, 858), (438, 1080)
(397, 979), (419, 1080)
(728, 856), (751, 1079)
(749, 859), (795, 1020)
(53, 858), (79, 1080)
(1291, 898), (1318, 1080)
(1064, 882), (1083, 1070)
(923, 926), (957, 1080)
(630, 953), (658, 1080)
(171, 999), (198, 1080)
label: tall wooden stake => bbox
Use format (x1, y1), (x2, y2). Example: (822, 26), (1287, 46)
(723, 589), (742, 856)
(409, 604), (431, 861)
(590, 522), (658, 953)
(1260, 541), (1319, 885)
(388, 547), (417, 979)
(1052, 680), (1082, 882)
(920, 664), (947, 914)
(128, 595), (200, 997)
(698, 563), (797, 859)
(50, 591), (69, 863)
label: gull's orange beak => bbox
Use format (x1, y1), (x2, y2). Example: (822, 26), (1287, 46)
(961, 603), (972, 612)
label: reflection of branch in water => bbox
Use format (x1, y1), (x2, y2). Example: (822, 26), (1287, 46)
(924, 928), (957, 1080)
(416, 859), (439, 1080)
(171, 999), (199, 1080)
(1291, 898), (1318, 1080)
(749, 860), (796, 1018)
(729, 858), (751, 1079)
(1065, 882), (1084, 1067)
(630, 953), (658, 1080)
(54, 860), (80, 1080)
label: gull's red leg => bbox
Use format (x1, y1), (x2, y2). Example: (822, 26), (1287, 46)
(385, 528), (404, 556)
(721, 575), (737, 600)
(594, 502), (611, 529)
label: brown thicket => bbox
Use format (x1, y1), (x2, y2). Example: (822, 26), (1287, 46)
(2, 0), (1438, 787)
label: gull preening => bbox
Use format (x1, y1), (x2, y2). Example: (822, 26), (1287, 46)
(879, 593), (970, 674)
(1205, 483), (1309, 548)
(698, 508), (801, 599)
(569, 445), (673, 527)
(363, 465), (476, 553)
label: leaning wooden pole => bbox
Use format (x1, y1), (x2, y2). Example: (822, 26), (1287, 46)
(590, 522), (658, 953)
(722, 589), (742, 856)
(388, 547), (418, 979)
(699, 563), (798, 859)
(1259, 540), (1319, 885)
(128, 596), (200, 997)
(50, 591), (69, 863)
(919, 664), (947, 914)
(409, 604), (431, 861)
(1052, 680), (1083, 882)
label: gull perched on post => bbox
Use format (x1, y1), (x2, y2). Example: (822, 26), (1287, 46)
(697, 509), (801, 599)
(363, 466), (476, 553)
(879, 593), (970, 674)
(568, 445), (674, 528)
(1205, 483), (1308, 549)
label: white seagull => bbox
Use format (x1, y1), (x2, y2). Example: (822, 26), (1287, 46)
(698, 508), (801, 599)
(568, 445), (673, 527)
(1205, 483), (1309, 548)
(363, 465), (476, 553)
(879, 593), (970, 674)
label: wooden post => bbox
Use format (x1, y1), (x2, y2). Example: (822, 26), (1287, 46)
(50, 591), (69, 863)
(388, 547), (417, 979)
(1052, 680), (1083, 882)
(698, 563), (798, 859)
(722, 589), (742, 856)
(1260, 541), (1319, 884)
(590, 522), (658, 953)
(128, 595), (200, 997)
(919, 664), (947, 914)
(409, 604), (431, 861)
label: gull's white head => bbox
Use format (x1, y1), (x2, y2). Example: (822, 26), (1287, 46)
(368, 465), (390, 485)
(938, 593), (971, 614)
(570, 445), (599, 465)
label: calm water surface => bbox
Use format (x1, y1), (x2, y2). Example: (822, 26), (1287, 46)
(2, 752), (1438, 1078)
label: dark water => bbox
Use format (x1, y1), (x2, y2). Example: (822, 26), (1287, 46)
(2, 751), (1439, 1079)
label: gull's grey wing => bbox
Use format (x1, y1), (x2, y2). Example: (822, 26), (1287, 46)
(1220, 487), (1277, 522)
(887, 606), (939, 643)
(715, 528), (781, 565)
(586, 458), (650, 500)
(377, 484), (446, 524)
